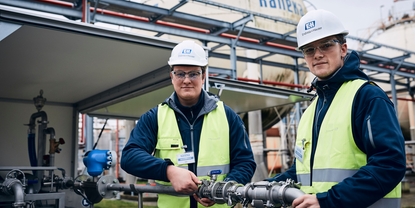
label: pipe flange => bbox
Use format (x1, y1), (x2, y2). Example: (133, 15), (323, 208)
(277, 183), (288, 206)
(97, 175), (119, 199)
(225, 181), (244, 205)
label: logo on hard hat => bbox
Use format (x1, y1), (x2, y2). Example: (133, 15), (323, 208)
(304, 21), (315, 30)
(301, 20), (322, 36)
(182, 49), (192, 54)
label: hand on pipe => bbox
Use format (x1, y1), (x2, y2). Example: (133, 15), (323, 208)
(166, 165), (200, 194)
(292, 194), (320, 208)
(193, 193), (215, 207)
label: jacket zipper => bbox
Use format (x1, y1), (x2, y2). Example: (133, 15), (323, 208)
(312, 89), (327, 185)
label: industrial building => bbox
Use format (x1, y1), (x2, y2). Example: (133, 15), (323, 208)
(0, 0), (414, 207)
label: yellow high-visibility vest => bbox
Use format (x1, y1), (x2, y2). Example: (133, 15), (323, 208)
(296, 79), (401, 207)
(155, 101), (229, 208)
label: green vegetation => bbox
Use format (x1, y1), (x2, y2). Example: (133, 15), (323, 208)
(94, 199), (157, 208)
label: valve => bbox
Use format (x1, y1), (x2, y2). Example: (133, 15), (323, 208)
(33, 89), (46, 112)
(50, 138), (65, 154)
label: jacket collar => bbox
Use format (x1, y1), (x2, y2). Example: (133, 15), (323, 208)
(164, 89), (219, 115)
(309, 51), (369, 97)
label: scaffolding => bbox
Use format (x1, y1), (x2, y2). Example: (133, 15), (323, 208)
(1, 0), (413, 91)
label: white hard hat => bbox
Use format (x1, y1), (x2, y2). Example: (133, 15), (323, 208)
(296, 9), (349, 50)
(168, 40), (208, 67)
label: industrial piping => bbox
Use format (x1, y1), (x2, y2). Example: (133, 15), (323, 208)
(27, 110), (48, 182)
(1, 169), (26, 208)
(25, 90), (64, 194)
(72, 174), (304, 208)
(6, 180), (25, 208)
(45, 127), (56, 167)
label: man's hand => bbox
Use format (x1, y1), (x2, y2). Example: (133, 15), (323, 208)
(292, 194), (320, 208)
(166, 165), (200, 194)
(193, 193), (215, 207)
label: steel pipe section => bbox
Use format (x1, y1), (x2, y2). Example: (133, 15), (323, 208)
(197, 179), (304, 207)
(89, 175), (304, 208)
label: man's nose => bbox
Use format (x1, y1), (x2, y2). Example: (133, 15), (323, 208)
(314, 47), (324, 57)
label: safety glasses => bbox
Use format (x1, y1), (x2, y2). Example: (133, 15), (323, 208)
(171, 70), (202, 80)
(301, 39), (340, 57)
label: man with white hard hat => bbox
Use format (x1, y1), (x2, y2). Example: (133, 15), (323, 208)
(266, 9), (406, 208)
(121, 40), (256, 208)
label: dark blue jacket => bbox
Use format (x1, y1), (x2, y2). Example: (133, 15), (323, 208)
(121, 89), (256, 185)
(267, 51), (406, 208)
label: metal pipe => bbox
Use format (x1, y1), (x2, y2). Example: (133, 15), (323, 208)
(10, 180), (25, 208)
(105, 183), (180, 195)
(46, 127), (56, 165)
(28, 111), (48, 182)
(82, 0), (89, 23)
(80, 114), (85, 145)
(91, 175), (303, 207)
(406, 141), (415, 145)
(277, 184), (305, 204)
(38, 0), (73, 8)
(137, 193), (143, 208)
(2, 178), (25, 208)
(35, 0), (300, 52)
(237, 77), (309, 89)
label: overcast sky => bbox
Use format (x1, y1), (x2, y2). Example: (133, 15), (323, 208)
(305, 0), (397, 38)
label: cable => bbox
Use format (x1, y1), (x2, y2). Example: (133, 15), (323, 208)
(74, 187), (93, 208)
(92, 118), (108, 150)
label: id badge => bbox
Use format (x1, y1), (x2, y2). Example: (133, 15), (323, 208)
(177, 152), (195, 165)
(294, 145), (304, 163)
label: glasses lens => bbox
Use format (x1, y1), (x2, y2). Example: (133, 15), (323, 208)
(319, 41), (336, 52)
(188, 72), (200, 79)
(173, 71), (201, 80)
(175, 72), (186, 79)
(302, 47), (315, 56)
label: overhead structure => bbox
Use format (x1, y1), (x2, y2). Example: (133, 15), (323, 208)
(1, 0), (415, 118)
(0, 0), (314, 121)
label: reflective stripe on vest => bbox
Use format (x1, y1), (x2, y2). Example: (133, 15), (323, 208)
(155, 101), (230, 208)
(296, 79), (401, 207)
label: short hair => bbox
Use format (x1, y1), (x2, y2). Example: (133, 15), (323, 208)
(334, 34), (347, 44)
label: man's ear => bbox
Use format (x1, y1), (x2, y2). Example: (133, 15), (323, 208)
(341, 43), (348, 57)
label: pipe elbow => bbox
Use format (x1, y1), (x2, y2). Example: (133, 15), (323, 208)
(2, 178), (26, 207)
(45, 127), (55, 137)
(29, 111), (48, 127)
(11, 181), (25, 207)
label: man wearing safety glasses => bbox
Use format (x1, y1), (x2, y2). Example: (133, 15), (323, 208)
(121, 40), (256, 208)
(267, 9), (406, 208)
